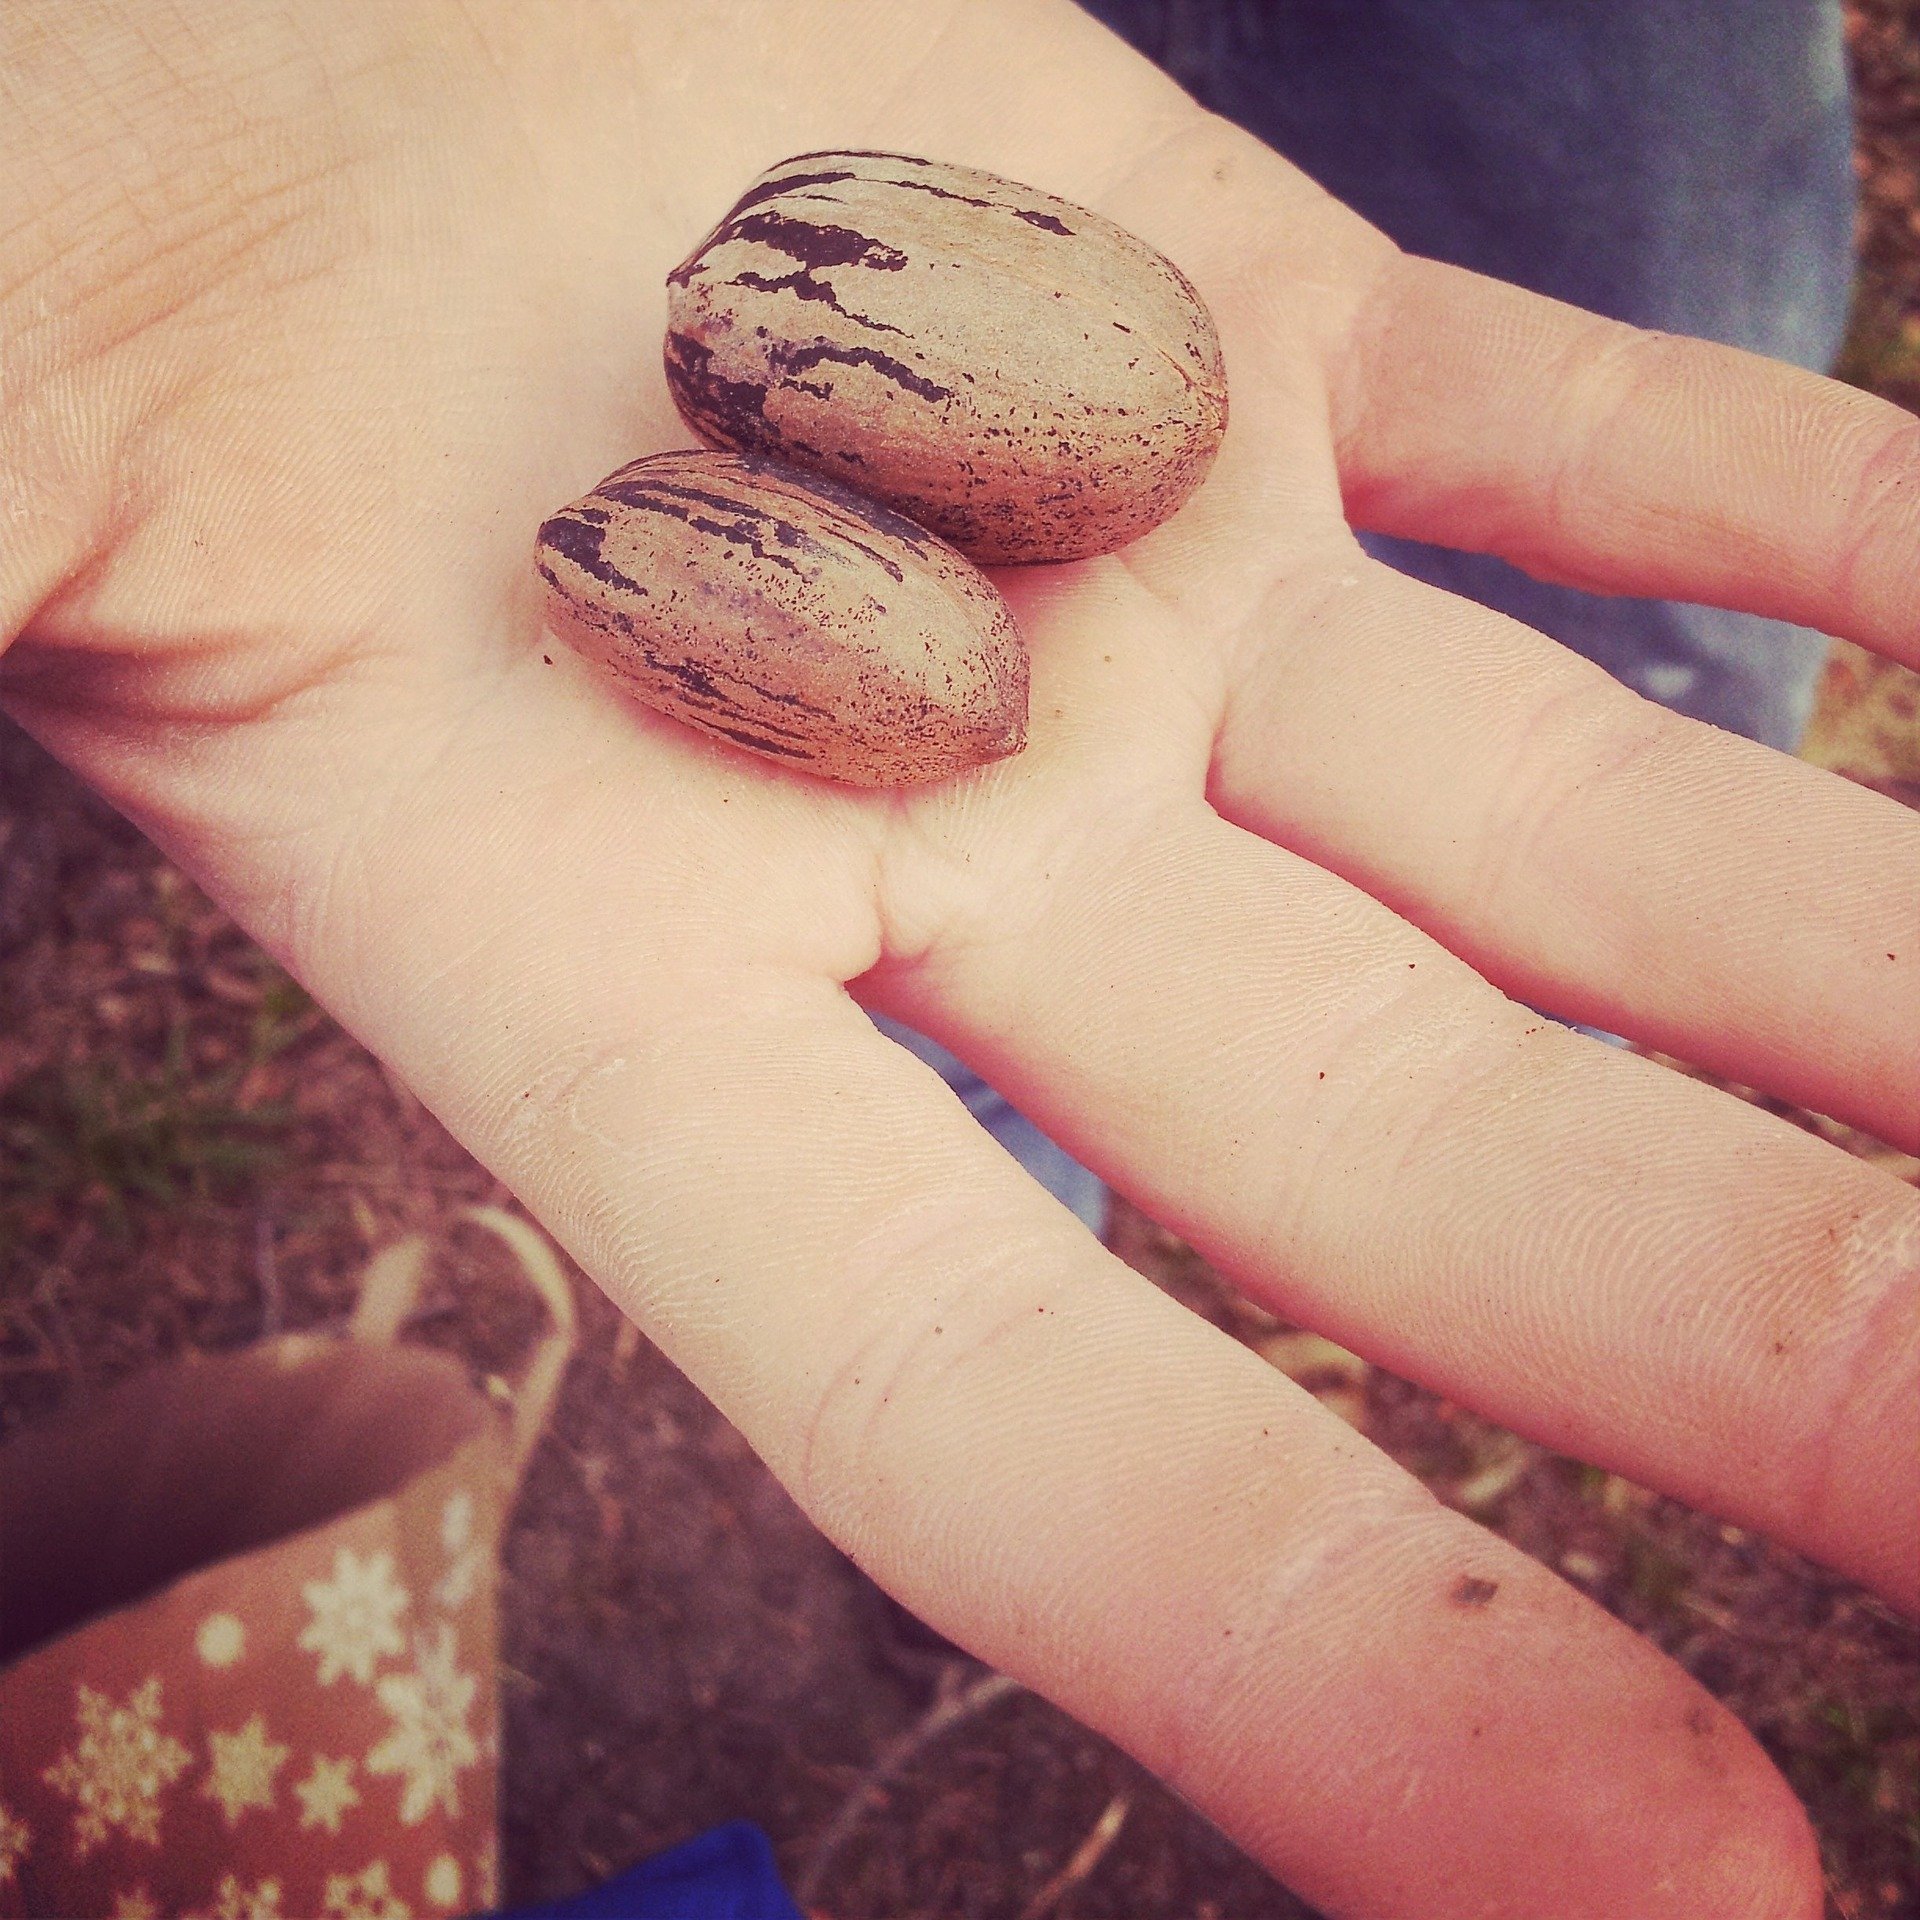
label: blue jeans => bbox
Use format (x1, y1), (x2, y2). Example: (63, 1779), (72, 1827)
(872, 0), (1856, 1231)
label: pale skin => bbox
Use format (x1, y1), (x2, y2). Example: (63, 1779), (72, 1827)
(3, 2), (1916, 1913)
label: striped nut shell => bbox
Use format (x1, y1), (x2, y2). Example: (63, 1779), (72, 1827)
(536, 450), (1028, 786)
(664, 150), (1227, 564)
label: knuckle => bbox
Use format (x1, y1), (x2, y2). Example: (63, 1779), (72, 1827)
(1255, 979), (1520, 1275)
(1840, 405), (1920, 626)
(1142, 1483), (1440, 1797)
(1463, 669), (1677, 926)
(1793, 1193), (1920, 1597)
(1538, 319), (1686, 541)
(789, 1193), (1074, 1543)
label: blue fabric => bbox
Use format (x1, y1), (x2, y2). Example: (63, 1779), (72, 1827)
(875, 1), (1853, 1210)
(491, 1821), (803, 1920)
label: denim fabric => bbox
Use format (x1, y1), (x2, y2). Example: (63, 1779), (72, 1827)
(874, 0), (1854, 1225)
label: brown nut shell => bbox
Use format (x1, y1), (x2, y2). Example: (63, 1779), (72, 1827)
(664, 150), (1227, 564)
(536, 450), (1027, 786)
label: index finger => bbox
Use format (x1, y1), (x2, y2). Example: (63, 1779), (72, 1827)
(1330, 254), (1920, 668)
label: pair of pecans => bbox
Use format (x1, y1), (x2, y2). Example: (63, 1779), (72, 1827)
(536, 151), (1229, 786)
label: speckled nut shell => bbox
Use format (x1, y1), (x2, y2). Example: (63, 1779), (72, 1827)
(536, 450), (1028, 786)
(664, 150), (1228, 565)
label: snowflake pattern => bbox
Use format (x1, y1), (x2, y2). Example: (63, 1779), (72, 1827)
(42, 1678), (192, 1856)
(201, 1714), (291, 1826)
(0, 1799), (27, 1884)
(423, 1853), (463, 1910)
(188, 1872), (285, 1920)
(434, 1549), (483, 1610)
(294, 1752), (363, 1834)
(111, 1890), (160, 1920)
(434, 1492), (483, 1609)
(366, 1624), (479, 1826)
(321, 1858), (412, 1920)
(195, 1613), (247, 1669)
(472, 1836), (500, 1912)
(299, 1548), (410, 1686)
(439, 1492), (473, 1556)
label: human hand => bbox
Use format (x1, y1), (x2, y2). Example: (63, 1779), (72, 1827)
(3, 4), (1914, 1915)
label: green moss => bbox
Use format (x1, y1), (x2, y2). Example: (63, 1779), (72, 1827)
(0, 1012), (291, 1235)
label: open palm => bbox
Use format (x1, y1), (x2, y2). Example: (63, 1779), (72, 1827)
(4, 4), (1915, 1914)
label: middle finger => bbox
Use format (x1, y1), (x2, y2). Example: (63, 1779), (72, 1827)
(1211, 552), (1920, 1148)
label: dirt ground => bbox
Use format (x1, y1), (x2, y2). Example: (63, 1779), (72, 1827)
(3, 6), (1918, 1919)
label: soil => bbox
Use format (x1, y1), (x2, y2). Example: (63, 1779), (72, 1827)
(3, 6), (1918, 1919)
(1840, 0), (1920, 415)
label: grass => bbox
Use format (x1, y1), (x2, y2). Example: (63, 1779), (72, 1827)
(0, 992), (303, 1240)
(1835, 296), (1920, 407)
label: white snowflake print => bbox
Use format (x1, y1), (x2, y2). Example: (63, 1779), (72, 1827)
(0, 1799), (27, 1884)
(472, 1835), (499, 1911)
(434, 1491), (484, 1609)
(294, 1753), (362, 1834)
(195, 1613), (247, 1668)
(434, 1549), (483, 1610)
(439, 1492), (473, 1556)
(300, 1547), (410, 1685)
(435, 1552), (482, 1610)
(321, 1858), (412, 1920)
(42, 1677), (192, 1856)
(187, 1872), (285, 1920)
(201, 1714), (291, 1826)
(366, 1623), (479, 1826)
(423, 1853), (463, 1910)
(111, 1889), (160, 1920)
